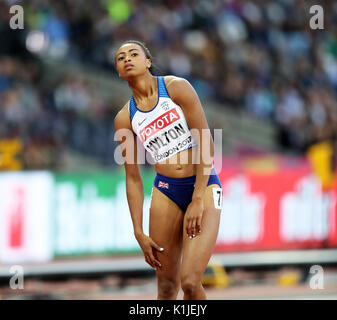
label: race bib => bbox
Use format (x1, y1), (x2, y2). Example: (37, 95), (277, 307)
(212, 187), (223, 210)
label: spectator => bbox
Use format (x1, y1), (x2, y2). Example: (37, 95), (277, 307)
(0, 0), (336, 169)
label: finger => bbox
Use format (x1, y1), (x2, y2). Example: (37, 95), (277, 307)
(196, 216), (202, 234)
(186, 218), (193, 238)
(149, 252), (162, 269)
(190, 217), (197, 237)
(186, 225), (190, 238)
(187, 217), (196, 238)
(146, 255), (159, 269)
(151, 249), (163, 269)
(151, 240), (164, 253)
(145, 255), (156, 269)
(185, 218), (191, 237)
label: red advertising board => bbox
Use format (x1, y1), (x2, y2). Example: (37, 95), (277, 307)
(214, 165), (337, 253)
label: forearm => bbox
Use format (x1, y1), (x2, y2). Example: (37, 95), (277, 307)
(192, 165), (210, 201)
(126, 176), (145, 237)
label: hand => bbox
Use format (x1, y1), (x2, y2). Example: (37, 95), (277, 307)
(185, 198), (204, 239)
(135, 233), (164, 269)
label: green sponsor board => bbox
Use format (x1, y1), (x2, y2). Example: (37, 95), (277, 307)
(53, 170), (155, 257)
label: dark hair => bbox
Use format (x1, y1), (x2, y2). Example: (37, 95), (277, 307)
(114, 40), (155, 74)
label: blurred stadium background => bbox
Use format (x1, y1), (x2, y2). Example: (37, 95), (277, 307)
(1, 0), (337, 300)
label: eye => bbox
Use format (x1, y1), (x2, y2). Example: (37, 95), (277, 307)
(118, 56), (124, 61)
(131, 53), (138, 57)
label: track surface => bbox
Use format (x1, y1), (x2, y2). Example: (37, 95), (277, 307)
(1, 272), (337, 300)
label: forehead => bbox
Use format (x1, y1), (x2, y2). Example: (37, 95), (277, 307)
(116, 43), (143, 56)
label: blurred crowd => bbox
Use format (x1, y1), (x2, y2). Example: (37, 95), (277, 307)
(0, 0), (337, 169)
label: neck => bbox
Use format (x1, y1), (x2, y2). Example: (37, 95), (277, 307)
(128, 72), (157, 101)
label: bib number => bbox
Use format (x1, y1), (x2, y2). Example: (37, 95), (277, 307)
(212, 187), (223, 210)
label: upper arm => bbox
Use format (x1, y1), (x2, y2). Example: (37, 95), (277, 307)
(165, 76), (212, 155)
(165, 77), (210, 133)
(114, 104), (141, 179)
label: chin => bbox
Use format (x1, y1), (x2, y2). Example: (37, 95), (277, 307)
(124, 69), (137, 76)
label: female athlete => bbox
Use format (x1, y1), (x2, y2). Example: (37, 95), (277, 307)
(114, 40), (222, 300)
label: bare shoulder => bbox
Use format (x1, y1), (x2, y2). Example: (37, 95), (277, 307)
(163, 75), (192, 94)
(114, 101), (132, 130)
(163, 75), (199, 105)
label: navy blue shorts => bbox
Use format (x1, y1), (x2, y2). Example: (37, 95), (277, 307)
(153, 167), (222, 212)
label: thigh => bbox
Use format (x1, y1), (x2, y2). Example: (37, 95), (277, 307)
(180, 184), (222, 279)
(149, 186), (184, 276)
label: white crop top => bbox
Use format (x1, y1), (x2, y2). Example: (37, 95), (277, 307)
(129, 76), (198, 163)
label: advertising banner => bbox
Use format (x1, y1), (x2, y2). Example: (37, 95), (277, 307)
(0, 172), (54, 263)
(0, 165), (336, 263)
(52, 167), (337, 255)
(53, 171), (154, 256)
(215, 168), (337, 252)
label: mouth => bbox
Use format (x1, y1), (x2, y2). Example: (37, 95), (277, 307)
(124, 64), (134, 70)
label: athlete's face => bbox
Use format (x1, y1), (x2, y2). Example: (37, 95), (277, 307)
(115, 43), (151, 79)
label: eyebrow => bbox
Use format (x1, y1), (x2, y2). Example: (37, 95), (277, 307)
(117, 48), (140, 56)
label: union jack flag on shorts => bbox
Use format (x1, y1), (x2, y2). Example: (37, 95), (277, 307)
(158, 181), (169, 189)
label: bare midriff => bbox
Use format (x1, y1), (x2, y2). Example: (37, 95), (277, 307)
(154, 146), (198, 178)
